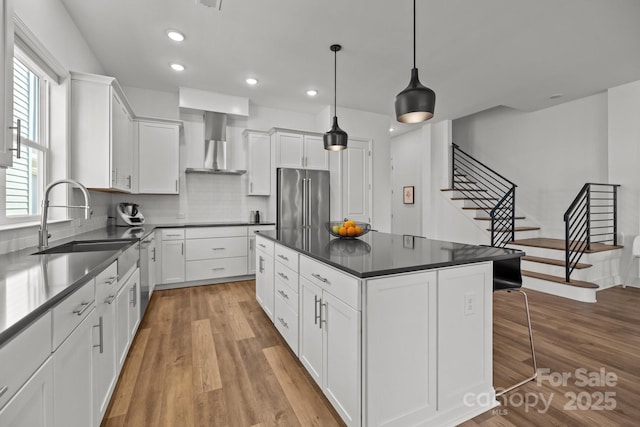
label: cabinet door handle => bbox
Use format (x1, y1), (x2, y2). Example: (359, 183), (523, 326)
(8, 118), (22, 159)
(277, 271), (288, 281)
(314, 295), (321, 325)
(278, 289), (289, 300)
(311, 273), (329, 284)
(0, 386), (8, 399)
(93, 316), (104, 354)
(277, 254), (289, 261)
(277, 317), (289, 329)
(105, 295), (116, 305)
(73, 301), (92, 316)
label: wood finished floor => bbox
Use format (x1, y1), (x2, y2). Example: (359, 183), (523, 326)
(103, 281), (640, 427)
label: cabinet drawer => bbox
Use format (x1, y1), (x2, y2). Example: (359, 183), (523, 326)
(186, 237), (247, 261)
(274, 295), (298, 355)
(275, 278), (298, 313)
(52, 279), (96, 350)
(300, 255), (360, 310)
(0, 312), (52, 410)
(274, 262), (298, 291)
(186, 256), (248, 281)
(185, 226), (248, 239)
(274, 244), (299, 272)
(95, 261), (118, 302)
(256, 235), (274, 257)
(161, 229), (185, 240)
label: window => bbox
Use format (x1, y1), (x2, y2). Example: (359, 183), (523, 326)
(5, 50), (48, 217)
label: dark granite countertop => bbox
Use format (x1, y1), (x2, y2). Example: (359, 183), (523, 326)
(0, 221), (275, 346)
(257, 229), (524, 278)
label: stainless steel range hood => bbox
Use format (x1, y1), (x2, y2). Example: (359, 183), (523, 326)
(185, 111), (246, 175)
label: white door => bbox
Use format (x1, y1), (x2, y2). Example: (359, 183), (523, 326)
(304, 135), (329, 170)
(390, 135), (423, 236)
(92, 303), (117, 427)
(115, 283), (130, 369)
(53, 311), (95, 427)
(276, 133), (304, 168)
(255, 252), (274, 320)
(138, 121), (180, 194)
(161, 240), (185, 283)
(247, 133), (271, 195)
(0, 358), (53, 427)
(323, 292), (360, 427)
(341, 138), (372, 224)
(299, 277), (323, 387)
(128, 269), (141, 338)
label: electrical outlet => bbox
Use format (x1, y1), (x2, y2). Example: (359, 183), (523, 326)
(464, 292), (477, 316)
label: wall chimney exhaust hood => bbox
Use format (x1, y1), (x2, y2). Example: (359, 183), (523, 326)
(185, 111), (246, 175)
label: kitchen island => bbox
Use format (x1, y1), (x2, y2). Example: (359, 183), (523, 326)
(255, 229), (523, 427)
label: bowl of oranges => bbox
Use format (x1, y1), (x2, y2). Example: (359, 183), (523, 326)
(327, 219), (371, 239)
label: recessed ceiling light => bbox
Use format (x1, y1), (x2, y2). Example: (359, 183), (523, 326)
(170, 63), (185, 71)
(307, 89), (318, 97)
(166, 30), (185, 42)
(550, 93), (563, 99)
(246, 77), (258, 85)
(389, 127), (395, 132)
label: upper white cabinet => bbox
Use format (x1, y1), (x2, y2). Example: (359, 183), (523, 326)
(0, 0), (14, 168)
(136, 118), (181, 194)
(70, 71), (134, 192)
(244, 130), (271, 195)
(273, 130), (329, 170)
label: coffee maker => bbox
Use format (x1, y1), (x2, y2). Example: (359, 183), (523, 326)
(116, 203), (145, 226)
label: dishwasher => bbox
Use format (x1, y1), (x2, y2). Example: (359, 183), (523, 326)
(139, 233), (156, 315)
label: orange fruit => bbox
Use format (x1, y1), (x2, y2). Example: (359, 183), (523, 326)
(339, 227), (347, 236)
(354, 226), (362, 234)
(347, 226), (356, 236)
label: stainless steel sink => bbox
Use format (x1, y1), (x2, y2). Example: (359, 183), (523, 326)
(32, 240), (132, 255)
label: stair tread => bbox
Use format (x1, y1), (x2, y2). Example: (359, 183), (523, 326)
(475, 216), (525, 221)
(452, 197), (498, 201)
(509, 238), (623, 253)
(522, 255), (592, 269)
(521, 270), (599, 289)
(487, 226), (540, 232)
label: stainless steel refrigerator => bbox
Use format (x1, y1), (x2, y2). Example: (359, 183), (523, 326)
(277, 168), (330, 229)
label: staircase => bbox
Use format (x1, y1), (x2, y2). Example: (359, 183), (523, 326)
(443, 145), (622, 303)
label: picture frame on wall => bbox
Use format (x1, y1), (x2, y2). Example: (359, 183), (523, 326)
(403, 186), (414, 204)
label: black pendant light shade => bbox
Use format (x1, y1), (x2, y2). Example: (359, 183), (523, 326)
(395, 0), (436, 124)
(324, 44), (347, 151)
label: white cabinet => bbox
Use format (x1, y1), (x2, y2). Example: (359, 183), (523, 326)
(137, 119), (180, 194)
(53, 310), (96, 427)
(244, 130), (271, 195)
(70, 71), (134, 192)
(298, 257), (360, 426)
(256, 243), (275, 321)
(161, 239), (186, 284)
(0, 358), (53, 427)
(273, 130), (329, 170)
(0, 0), (14, 168)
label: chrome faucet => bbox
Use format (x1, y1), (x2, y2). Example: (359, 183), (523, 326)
(39, 179), (92, 249)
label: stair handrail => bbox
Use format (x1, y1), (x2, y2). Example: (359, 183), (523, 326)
(563, 183), (620, 282)
(451, 143), (517, 247)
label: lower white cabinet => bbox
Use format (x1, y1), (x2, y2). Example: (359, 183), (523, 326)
(161, 239), (185, 284)
(53, 310), (96, 427)
(0, 357), (54, 427)
(255, 250), (274, 321)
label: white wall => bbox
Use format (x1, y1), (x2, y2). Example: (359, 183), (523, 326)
(453, 93), (608, 238)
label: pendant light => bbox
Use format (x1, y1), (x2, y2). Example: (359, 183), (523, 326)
(394, 0), (436, 123)
(324, 44), (348, 151)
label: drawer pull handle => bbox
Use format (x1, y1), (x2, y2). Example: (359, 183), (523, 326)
(105, 295), (116, 305)
(0, 386), (8, 399)
(105, 276), (117, 285)
(311, 273), (329, 283)
(211, 247), (225, 251)
(73, 301), (92, 316)
(278, 254), (289, 261)
(277, 317), (289, 329)
(277, 272), (289, 281)
(278, 289), (289, 299)
(211, 267), (225, 271)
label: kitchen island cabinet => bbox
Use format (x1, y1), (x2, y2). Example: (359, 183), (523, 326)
(255, 229), (523, 427)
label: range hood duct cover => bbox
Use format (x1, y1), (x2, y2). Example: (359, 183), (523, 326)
(190, 111), (246, 175)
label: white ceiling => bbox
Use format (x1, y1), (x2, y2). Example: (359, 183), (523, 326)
(59, 0), (640, 125)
